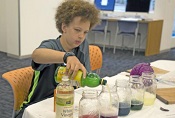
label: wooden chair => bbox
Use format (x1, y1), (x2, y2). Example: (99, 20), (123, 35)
(2, 66), (34, 117)
(89, 45), (103, 75)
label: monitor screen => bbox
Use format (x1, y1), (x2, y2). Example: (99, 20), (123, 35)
(94, 0), (115, 11)
(126, 0), (151, 13)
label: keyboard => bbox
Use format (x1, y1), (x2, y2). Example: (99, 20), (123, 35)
(120, 17), (142, 21)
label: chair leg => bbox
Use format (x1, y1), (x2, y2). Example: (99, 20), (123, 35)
(108, 32), (111, 48)
(113, 32), (118, 54)
(96, 69), (101, 75)
(138, 34), (141, 52)
(113, 37), (116, 54)
(103, 46), (105, 53)
(121, 35), (124, 50)
(12, 110), (16, 118)
(103, 32), (107, 53)
(103, 39), (105, 53)
(133, 35), (138, 56)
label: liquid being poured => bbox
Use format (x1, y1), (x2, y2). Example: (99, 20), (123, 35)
(106, 84), (112, 108)
(100, 84), (118, 118)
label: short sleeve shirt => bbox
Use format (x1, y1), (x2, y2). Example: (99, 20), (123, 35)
(22, 36), (90, 107)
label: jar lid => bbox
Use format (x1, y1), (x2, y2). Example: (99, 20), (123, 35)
(101, 79), (107, 85)
(62, 76), (69, 81)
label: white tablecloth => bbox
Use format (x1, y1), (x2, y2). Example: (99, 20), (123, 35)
(22, 60), (175, 118)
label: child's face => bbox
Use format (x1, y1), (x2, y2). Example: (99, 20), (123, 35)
(62, 16), (90, 49)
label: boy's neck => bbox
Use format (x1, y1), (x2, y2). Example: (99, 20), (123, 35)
(60, 35), (72, 52)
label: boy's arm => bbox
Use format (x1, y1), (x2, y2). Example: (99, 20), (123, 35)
(32, 48), (65, 64)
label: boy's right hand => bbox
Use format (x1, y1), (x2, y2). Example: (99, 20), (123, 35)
(66, 56), (87, 80)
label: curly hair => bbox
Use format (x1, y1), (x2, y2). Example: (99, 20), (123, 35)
(55, 0), (100, 33)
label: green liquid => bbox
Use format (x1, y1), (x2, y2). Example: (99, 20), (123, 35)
(131, 100), (143, 110)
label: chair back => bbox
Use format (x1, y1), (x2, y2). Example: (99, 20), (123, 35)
(2, 66), (34, 112)
(92, 20), (108, 31)
(118, 21), (138, 34)
(89, 45), (103, 74)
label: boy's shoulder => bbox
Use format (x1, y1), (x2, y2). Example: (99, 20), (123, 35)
(41, 38), (58, 43)
(38, 37), (62, 50)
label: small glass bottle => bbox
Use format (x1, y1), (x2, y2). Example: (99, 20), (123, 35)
(98, 84), (119, 118)
(55, 66), (107, 87)
(115, 79), (131, 116)
(55, 76), (74, 118)
(79, 90), (99, 118)
(141, 71), (157, 106)
(129, 75), (144, 110)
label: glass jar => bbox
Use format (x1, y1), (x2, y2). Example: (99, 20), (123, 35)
(98, 84), (119, 118)
(129, 75), (144, 110)
(79, 90), (99, 118)
(115, 79), (131, 116)
(141, 71), (157, 106)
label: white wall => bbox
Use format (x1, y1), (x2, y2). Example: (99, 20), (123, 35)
(20, 0), (61, 56)
(5, 0), (20, 56)
(0, 0), (62, 57)
(0, 0), (175, 57)
(154, 0), (175, 51)
(168, 0), (175, 48)
(0, 0), (7, 52)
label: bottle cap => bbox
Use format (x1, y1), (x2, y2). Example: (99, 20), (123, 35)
(100, 79), (107, 85)
(62, 76), (69, 81)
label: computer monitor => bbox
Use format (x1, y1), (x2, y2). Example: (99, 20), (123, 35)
(94, 0), (115, 11)
(126, 0), (151, 13)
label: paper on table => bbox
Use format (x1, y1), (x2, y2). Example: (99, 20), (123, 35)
(156, 70), (175, 86)
(151, 60), (175, 72)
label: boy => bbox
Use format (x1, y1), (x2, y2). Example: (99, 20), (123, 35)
(15, 0), (100, 117)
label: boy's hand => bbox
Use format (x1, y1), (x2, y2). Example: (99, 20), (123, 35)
(66, 56), (87, 79)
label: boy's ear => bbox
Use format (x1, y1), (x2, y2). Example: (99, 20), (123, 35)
(62, 23), (67, 33)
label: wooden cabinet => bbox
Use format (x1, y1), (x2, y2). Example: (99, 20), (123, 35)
(144, 20), (163, 56)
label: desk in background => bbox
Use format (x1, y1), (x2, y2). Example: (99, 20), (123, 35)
(93, 17), (163, 56)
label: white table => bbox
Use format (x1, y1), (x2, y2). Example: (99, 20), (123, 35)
(22, 60), (175, 118)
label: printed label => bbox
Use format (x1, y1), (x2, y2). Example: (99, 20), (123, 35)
(56, 96), (74, 118)
(56, 105), (73, 118)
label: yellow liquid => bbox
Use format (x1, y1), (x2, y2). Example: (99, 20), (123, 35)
(144, 92), (156, 106)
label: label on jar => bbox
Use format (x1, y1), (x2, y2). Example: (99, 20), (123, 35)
(56, 95), (74, 118)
